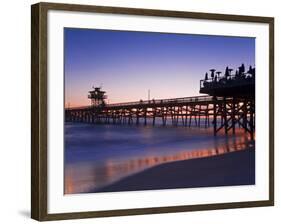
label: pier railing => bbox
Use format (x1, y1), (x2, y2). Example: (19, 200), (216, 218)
(107, 95), (218, 107)
(66, 95), (225, 111)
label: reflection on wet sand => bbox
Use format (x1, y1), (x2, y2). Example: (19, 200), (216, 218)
(65, 131), (254, 194)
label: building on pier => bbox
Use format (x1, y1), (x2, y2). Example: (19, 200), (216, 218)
(199, 64), (255, 138)
(200, 64), (255, 98)
(88, 86), (107, 107)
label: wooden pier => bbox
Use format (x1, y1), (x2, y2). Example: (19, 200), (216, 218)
(65, 64), (255, 137)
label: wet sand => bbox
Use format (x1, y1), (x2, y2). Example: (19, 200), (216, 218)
(94, 148), (255, 193)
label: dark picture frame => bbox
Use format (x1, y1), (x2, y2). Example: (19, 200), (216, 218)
(31, 2), (274, 221)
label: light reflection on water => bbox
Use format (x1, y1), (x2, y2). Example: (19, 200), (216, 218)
(64, 122), (254, 194)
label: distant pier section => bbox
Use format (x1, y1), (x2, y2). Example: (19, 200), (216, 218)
(65, 64), (255, 138)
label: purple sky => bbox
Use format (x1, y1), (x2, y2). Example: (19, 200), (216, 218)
(64, 28), (255, 107)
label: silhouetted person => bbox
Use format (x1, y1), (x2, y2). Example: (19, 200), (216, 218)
(216, 71), (222, 77)
(210, 69), (216, 80)
(248, 65), (255, 77)
(228, 68), (233, 75)
(228, 68), (233, 80)
(224, 66), (230, 78)
(239, 63), (245, 74)
(252, 68), (255, 77)
(205, 72), (208, 80)
(241, 63), (245, 72)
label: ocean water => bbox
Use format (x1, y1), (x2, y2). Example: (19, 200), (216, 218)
(64, 122), (254, 194)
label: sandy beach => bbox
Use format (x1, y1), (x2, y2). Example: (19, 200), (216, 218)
(94, 148), (255, 193)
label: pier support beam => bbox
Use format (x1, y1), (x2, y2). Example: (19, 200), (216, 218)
(213, 97), (217, 136)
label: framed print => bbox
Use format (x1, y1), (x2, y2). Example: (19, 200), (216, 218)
(31, 2), (274, 221)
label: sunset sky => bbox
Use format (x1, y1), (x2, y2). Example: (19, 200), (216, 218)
(64, 28), (255, 107)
